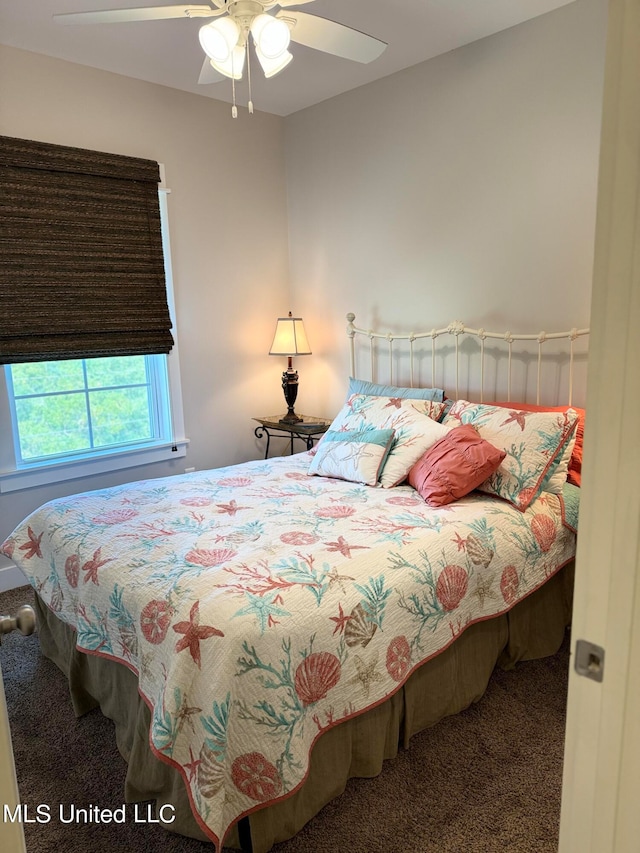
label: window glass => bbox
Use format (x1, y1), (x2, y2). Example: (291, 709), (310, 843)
(6, 354), (170, 464)
(85, 356), (148, 388)
(13, 391), (90, 459)
(10, 360), (85, 397)
(89, 385), (153, 447)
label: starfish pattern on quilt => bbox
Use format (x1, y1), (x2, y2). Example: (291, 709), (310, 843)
(173, 600), (224, 667)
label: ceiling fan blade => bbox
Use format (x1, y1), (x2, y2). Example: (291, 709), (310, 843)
(198, 57), (225, 85)
(277, 11), (386, 63)
(276, 0), (317, 7)
(53, 5), (217, 25)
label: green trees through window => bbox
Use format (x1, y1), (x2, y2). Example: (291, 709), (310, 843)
(7, 356), (169, 463)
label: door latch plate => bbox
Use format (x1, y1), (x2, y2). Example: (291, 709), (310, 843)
(574, 639), (605, 683)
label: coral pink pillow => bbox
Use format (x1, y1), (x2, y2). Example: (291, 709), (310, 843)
(407, 424), (506, 507)
(491, 402), (585, 487)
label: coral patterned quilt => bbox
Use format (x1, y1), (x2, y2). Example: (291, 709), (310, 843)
(1, 452), (576, 849)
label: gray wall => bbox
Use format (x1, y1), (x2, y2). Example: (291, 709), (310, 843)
(284, 0), (607, 417)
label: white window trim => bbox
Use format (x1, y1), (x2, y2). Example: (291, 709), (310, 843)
(0, 173), (188, 493)
(159, 179), (187, 448)
(0, 439), (189, 493)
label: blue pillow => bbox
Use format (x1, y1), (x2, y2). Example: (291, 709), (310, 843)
(439, 398), (455, 421)
(347, 377), (444, 403)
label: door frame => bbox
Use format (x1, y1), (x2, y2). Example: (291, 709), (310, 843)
(0, 657), (27, 853)
(559, 0), (640, 849)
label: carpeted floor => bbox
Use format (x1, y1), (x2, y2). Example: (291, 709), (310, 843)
(1, 584), (570, 853)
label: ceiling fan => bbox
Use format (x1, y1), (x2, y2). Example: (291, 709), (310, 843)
(54, 1), (388, 116)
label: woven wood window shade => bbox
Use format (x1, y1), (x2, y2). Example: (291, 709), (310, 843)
(0, 135), (174, 364)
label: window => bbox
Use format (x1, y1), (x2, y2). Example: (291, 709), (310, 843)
(6, 355), (172, 464)
(0, 186), (186, 493)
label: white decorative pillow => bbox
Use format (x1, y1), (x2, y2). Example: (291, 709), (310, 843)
(541, 429), (577, 493)
(308, 428), (395, 486)
(443, 400), (579, 510)
(320, 394), (449, 488)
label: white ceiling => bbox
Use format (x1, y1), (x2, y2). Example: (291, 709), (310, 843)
(0, 0), (576, 116)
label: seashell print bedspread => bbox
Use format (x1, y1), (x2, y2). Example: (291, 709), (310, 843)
(1, 452), (577, 850)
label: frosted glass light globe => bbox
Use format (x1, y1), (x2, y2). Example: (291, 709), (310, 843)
(250, 14), (290, 59)
(199, 18), (240, 63)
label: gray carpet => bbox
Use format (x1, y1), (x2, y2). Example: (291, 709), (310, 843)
(1, 584), (569, 853)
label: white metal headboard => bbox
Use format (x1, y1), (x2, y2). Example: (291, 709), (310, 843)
(346, 313), (590, 407)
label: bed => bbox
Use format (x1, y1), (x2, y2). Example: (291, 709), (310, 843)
(0, 313), (587, 853)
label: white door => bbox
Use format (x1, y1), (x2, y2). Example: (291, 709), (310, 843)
(559, 0), (640, 849)
(0, 659), (26, 853)
(0, 603), (35, 852)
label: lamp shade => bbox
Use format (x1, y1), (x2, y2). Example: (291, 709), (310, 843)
(209, 45), (246, 80)
(199, 18), (240, 63)
(255, 46), (293, 78)
(269, 313), (311, 356)
(250, 14), (291, 59)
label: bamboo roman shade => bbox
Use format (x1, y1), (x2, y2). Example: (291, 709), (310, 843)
(0, 135), (174, 364)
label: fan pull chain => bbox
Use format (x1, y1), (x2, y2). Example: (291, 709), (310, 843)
(246, 39), (254, 115)
(231, 47), (238, 118)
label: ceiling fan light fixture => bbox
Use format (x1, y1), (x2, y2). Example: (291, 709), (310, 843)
(250, 13), (290, 59)
(255, 45), (293, 78)
(54, 2), (390, 118)
(210, 44), (246, 80)
(198, 18), (240, 63)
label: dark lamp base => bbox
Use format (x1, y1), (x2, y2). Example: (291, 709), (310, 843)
(279, 412), (303, 425)
(280, 364), (302, 425)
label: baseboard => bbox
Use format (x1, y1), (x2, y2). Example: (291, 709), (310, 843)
(0, 564), (28, 594)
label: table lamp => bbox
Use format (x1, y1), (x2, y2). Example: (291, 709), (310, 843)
(269, 311), (311, 424)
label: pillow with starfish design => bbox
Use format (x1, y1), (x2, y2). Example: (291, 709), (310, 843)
(315, 394), (448, 488)
(443, 400), (578, 510)
(308, 428), (395, 486)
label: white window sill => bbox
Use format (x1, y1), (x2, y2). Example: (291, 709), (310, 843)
(0, 438), (189, 493)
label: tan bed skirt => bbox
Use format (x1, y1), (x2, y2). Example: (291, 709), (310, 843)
(34, 561), (574, 853)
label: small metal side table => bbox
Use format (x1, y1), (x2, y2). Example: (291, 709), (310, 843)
(253, 415), (330, 458)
